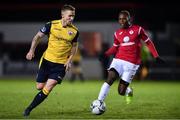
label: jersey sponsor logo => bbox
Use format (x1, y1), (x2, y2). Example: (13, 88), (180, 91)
(123, 36), (130, 43)
(51, 33), (71, 43)
(121, 42), (135, 46)
(54, 28), (62, 31)
(144, 38), (150, 42)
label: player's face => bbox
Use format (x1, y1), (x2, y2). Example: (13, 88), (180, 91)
(118, 13), (129, 28)
(62, 10), (75, 25)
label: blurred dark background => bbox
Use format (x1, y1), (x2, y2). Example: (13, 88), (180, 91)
(1, 0), (180, 29)
(0, 0), (180, 80)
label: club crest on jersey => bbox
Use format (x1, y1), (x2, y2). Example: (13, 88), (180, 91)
(123, 36), (130, 43)
(129, 30), (134, 34)
(68, 31), (73, 35)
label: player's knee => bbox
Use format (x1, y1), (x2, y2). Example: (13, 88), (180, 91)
(106, 69), (118, 86)
(36, 85), (44, 90)
(36, 86), (43, 90)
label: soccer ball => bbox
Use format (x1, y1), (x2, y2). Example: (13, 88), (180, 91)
(90, 99), (106, 115)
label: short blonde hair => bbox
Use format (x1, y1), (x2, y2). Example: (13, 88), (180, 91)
(61, 4), (75, 13)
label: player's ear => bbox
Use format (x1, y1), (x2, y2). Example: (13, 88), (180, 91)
(127, 12), (131, 24)
(61, 11), (65, 18)
(128, 16), (133, 25)
(61, 14), (64, 18)
(127, 14), (130, 21)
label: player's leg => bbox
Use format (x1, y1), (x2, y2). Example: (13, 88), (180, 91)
(23, 79), (58, 116)
(26, 62), (65, 111)
(35, 58), (48, 90)
(98, 68), (119, 101)
(23, 58), (49, 117)
(118, 79), (130, 95)
(23, 60), (65, 117)
(98, 58), (122, 102)
(118, 80), (133, 104)
(118, 61), (139, 104)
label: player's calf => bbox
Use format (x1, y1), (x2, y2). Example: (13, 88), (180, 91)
(23, 87), (49, 117)
(118, 88), (126, 96)
(118, 79), (129, 96)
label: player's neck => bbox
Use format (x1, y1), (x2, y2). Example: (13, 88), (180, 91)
(61, 19), (68, 27)
(122, 24), (132, 29)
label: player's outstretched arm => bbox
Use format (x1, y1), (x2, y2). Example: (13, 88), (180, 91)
(26, 31), (45, 60)
(98, 46), (118, 62)
(64, 42), (78, 72)
(98, 52), (107, 62)
(144, 40), (165, 64)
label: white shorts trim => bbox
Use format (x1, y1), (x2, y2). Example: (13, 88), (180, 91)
(108, 58), (139, 83)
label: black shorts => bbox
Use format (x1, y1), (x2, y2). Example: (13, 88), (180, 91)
(36, 59), (66, 84)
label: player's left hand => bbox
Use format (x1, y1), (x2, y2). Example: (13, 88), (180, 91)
(155, 57), (165, 64)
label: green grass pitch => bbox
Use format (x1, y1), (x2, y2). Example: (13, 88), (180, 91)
(0, 78), (180, 119)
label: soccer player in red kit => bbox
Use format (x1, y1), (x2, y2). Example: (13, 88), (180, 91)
(97, 10), (164, 104)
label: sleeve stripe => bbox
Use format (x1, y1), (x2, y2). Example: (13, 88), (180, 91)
(114, 32), (118, 39)
(113, 43), (119, 47)
(72, 31), (79, 43)
(138, 27), (142, 35)
(144, 38), (150, 42)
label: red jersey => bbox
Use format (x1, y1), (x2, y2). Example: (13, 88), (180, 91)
(105, 25), (159, 65)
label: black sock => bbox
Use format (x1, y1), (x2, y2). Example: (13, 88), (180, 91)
(27, 90), (48, 111)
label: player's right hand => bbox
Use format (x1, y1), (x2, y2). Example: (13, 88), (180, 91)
(26, 51), (35, 60)
(64, 60), (72, 72)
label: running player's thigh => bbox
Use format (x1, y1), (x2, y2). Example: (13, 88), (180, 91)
(48, 63), (66, 84)
(106, 69), (119, 85)
(121, 61), (139, 83)
(108, 58), (123, 76)
(36, 59), (49, 87)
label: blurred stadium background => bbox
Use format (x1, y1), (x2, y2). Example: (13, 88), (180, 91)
(0, 0), (180, 80)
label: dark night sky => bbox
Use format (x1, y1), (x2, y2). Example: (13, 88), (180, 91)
(0, 0), (180, 30)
